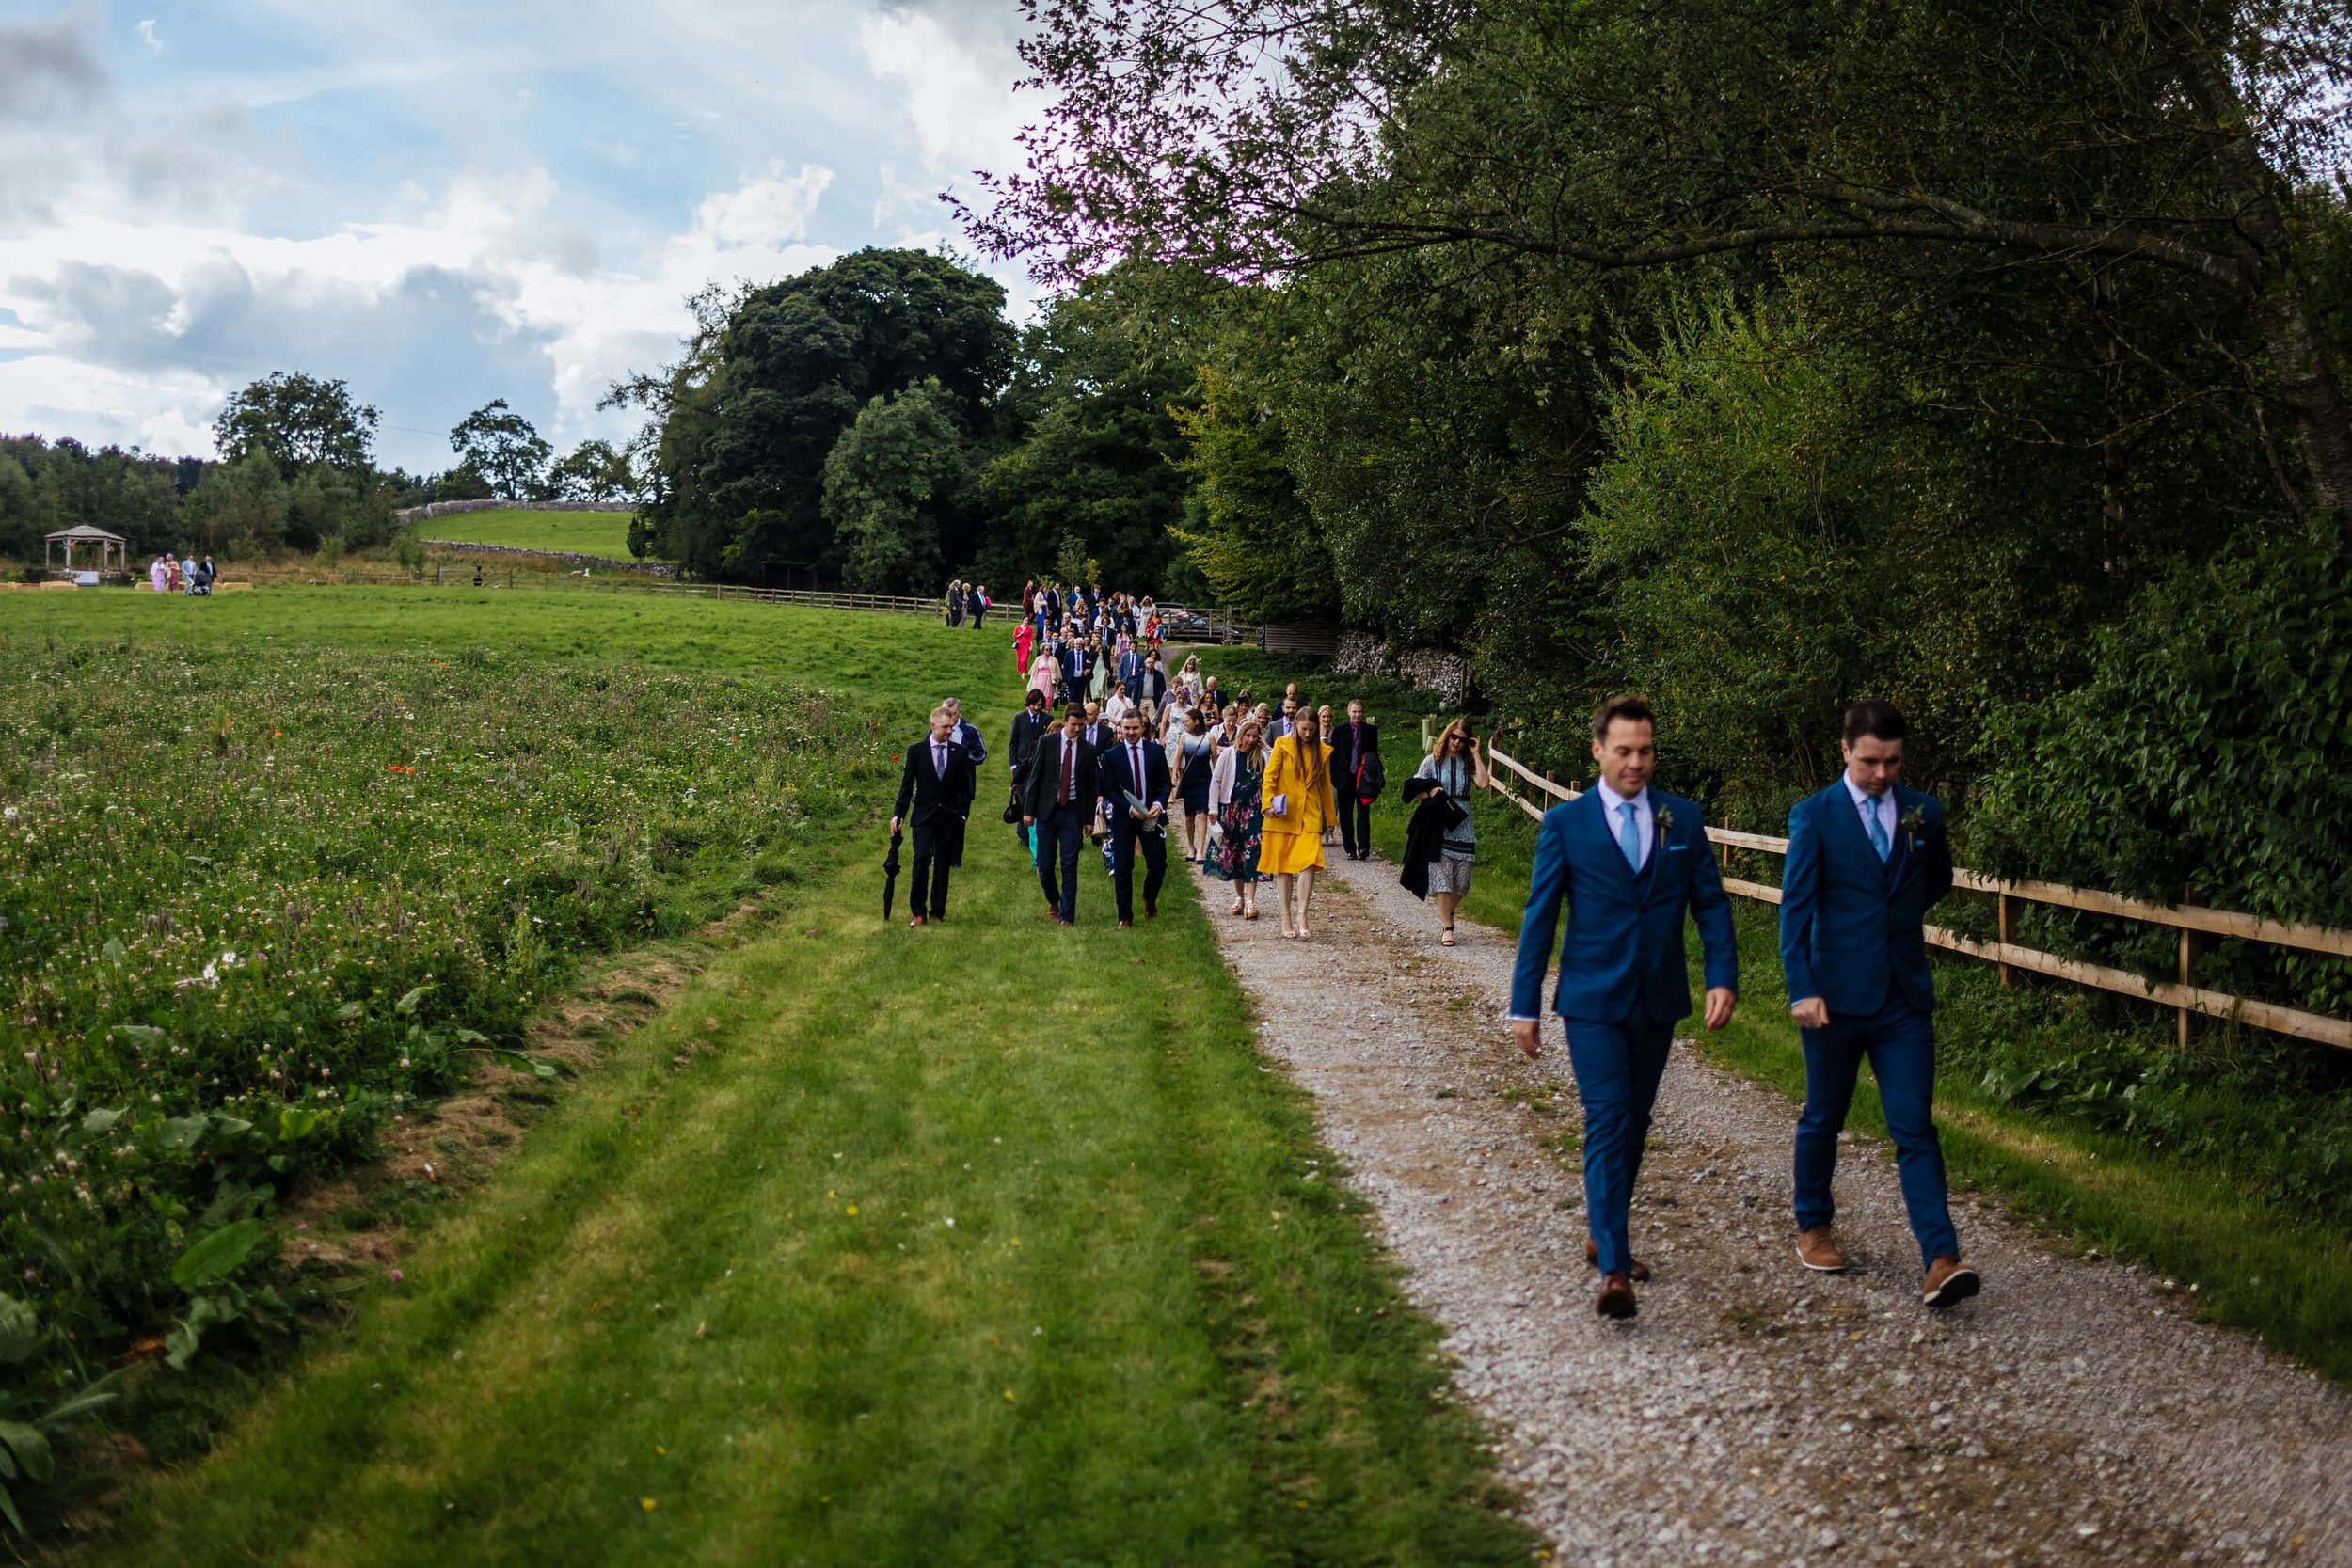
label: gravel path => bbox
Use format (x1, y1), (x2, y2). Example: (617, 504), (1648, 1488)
(1188, 845), (2352, 1566)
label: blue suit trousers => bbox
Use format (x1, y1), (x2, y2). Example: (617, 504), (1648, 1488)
(1564, 1017), (1676, 1277)
(1793, 999), (1959, 1265)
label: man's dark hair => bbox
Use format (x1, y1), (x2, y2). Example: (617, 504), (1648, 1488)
(1843, 699), (1909, 746)
(1063, 703), (1086, 721)
(1025, 689), (1044, 707)
(1592, 693), (1655, 742)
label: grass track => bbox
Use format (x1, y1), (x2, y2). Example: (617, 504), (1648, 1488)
(410, 509), (646, 558)
(28, 594), (1533, 1565)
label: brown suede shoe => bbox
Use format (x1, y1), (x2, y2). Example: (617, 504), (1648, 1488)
(1584, 1237), (1651, 1282)
(1923, 1256), (1981, 1309)
(1797, 1227), (1848, 1273)
(1596, 1271), (1637, 1320)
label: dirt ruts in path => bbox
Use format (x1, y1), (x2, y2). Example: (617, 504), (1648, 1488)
(1190, 848), (2352, 1566)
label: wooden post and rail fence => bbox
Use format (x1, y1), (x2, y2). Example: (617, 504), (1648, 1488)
(1431, 722), (2352, 1053)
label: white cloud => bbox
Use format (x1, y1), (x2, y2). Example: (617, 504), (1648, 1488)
(0, 163), (844, 465)
(0, 2), (1054, 468)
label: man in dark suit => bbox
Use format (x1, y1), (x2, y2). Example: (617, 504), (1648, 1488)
(1008, 689), (1053, 848)
(892, 705), (977, 927)
(1096, 711), (1170, 927)
(1780, 699), (1975, 1309)
(1117, 641), (1145, 694)
(1136, 651), (1168, 711)
(1327, 699), (1382, 861)
(1062, 635), (1091, 696)
(1020, 705), (1098, 926)
(1509, 694), (1738, 1319)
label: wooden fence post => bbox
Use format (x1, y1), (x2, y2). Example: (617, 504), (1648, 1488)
(1997, 892), (2018, 987)
(2178, 886), (2204, 1050)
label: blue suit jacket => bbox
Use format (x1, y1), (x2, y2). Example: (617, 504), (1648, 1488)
(1097, 737), (1170, 826)
(1778, 782), (1954, 1017)
(1509, 789), (1739, 1025)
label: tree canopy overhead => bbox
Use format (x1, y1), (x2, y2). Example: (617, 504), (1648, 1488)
(969, 0), (2352, 533)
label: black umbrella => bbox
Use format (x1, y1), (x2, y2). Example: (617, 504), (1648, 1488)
(882, 829), (904, 920)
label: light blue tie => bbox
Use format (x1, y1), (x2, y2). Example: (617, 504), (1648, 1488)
(1866, 798), (1891, 860)
(1618, 800), (1643, 871)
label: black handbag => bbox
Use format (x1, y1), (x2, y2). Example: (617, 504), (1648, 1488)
(1002, 787), (1024, 825)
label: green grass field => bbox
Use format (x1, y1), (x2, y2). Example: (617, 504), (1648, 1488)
(411, 509), (646, 559)
(7, 590), (1534, 1563)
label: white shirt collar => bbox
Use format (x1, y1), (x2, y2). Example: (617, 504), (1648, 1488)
(1596, 779), (1650, 815)
(1843, 771), (1892, 819)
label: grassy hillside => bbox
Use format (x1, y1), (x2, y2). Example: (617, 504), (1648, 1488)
(410, 509), (646, 559)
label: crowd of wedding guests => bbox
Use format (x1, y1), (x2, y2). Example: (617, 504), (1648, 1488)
(897, 581), (1979, 1323)
(995, 578), (1415, 939)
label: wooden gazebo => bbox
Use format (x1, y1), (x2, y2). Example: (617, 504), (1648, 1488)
(45, 525), (128, 578)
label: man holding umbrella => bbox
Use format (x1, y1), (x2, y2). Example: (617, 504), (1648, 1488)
(892, 706), (977, 927)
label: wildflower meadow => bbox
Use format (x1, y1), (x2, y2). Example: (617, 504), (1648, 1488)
(0, 635), (892, 1471)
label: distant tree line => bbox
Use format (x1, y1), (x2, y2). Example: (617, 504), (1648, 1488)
(1, 373), (639, 566)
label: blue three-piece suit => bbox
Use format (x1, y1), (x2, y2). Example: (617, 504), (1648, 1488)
(1779, 781), (1960, 1265)
(1510, 787), (1737, 1277)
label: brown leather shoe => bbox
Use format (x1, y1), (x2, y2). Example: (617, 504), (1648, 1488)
(1596, 1271), (1637, 1320)
(1117, 919), (1133, 929)
(907, 915), (926, 927)
(1923, 1256), (1981, 1309)
(1584, 1237), (1651, 1282)
(1797, 1226), (1848, 1273)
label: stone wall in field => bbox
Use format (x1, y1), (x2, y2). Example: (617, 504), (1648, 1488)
(392, 499), (637, 525)
(418, 541), (680, 578)
(1334, 630), (1470, 705)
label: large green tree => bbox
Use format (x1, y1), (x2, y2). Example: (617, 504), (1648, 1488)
(820, 381), (974, 593)
(214, 372), (380, 473)
(613, 250), (1015, 582)
(449, 400), (552, 501)
(975, 274), (1200, 594)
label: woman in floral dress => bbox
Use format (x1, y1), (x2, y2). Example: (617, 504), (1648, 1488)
(1205, 715), (1270, 919)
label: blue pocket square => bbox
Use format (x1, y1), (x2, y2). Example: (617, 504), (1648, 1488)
(1666, 843), (1689, 853)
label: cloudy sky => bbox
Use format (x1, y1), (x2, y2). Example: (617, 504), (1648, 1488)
(0, 0), (1039, 472)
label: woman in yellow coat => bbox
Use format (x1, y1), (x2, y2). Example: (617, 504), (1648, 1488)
(1260, 706), (1338, 940)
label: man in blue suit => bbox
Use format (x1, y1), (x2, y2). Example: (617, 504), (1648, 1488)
(1780, 699), (1977, 1309)
(1097, 711), (1170, 927)
(1510, 695), (1738, 1319)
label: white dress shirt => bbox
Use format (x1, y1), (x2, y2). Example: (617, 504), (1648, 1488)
(1596, 779), (1654, 872)
(1843, 772), (1896, 858)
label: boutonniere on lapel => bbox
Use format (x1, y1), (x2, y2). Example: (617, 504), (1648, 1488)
(1656, 805), (1676, 836)
(1899, 807), (1926, 849)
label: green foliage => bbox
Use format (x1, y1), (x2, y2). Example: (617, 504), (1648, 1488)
(625, 250), (1015, 581)
(545, 438), (634, 503)
(0, 1295), (120, 1536)
(821, 380), (974, 593)
(213, 372), (380, 473)
(1171, 360), (1336, 620)
(1971, 539), (2352, 1014)
(182, 452), (291, 559)
(449, 400), (552, 501)
(0, 638), (893, 1412)
(977, 273), (1199, 593)
(389, 524), (429, 574)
